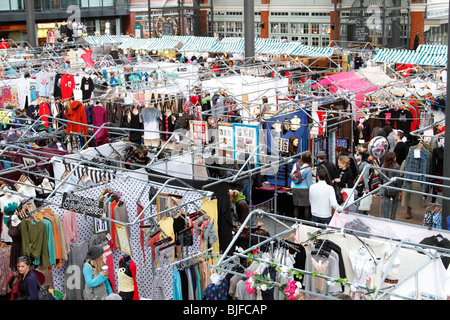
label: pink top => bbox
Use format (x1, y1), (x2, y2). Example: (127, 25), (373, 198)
(63, 210), (78, 253)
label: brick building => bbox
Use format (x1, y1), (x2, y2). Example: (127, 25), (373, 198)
(125, 0), (427, 50)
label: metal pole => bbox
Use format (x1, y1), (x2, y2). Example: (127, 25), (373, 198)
(243, 0), (255, 59)
(148, 0), (152, 38)
(25, 0), (37, 48)
(442, 2), (450, 229)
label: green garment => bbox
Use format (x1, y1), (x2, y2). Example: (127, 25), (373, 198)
(234, 192), (246, 204)
(21, 219), (50, 268)
(42, 218), (56, 266)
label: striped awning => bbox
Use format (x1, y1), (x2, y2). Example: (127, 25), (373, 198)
(209, 37), (334, 57)
(83, 35), (131, 45)
(178, 36), (219, 52)
(119, 37), (183, 51)
(289, 44), (334, 58)
(371, 45), (448, 66)
(210, 37), (246, 53)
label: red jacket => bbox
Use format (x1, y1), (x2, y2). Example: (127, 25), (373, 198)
(66, 101), (88, 135)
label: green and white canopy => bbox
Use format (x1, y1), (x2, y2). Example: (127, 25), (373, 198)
(82, 35), (131, 45)
(177, 36), (219, 52)
(371, 45), (448, 66)
(119, 36), (184, 51)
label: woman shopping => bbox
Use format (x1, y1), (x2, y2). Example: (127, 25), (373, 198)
(83, 245), (113, 300)
(380, 152), (401, 220)
(8, 256), (42, 300)
(335, 155), (354, 189)
(291, 151), (313, 220)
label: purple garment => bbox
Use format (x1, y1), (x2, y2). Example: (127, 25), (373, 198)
(92, 105), (109, 146)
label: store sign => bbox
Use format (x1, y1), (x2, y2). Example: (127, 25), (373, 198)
(134, 24), (142, 38)
(354, 26), (369, 42)
(61, 192), (103, 219)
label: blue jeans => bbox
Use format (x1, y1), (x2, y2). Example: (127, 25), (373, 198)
(241, 179), (251, 202)
(312, 215), (332, 226)
(383, 193), (399, 220)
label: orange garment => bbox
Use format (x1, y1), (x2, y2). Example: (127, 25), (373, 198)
(66, 100), (88, 135)
(43, 213), (62, 267)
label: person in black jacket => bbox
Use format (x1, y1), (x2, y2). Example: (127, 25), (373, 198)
(317, 150), (338, 186)
(335, 155), (354, 189)
(393, 130), (408, 166)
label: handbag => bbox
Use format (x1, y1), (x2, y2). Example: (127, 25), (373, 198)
(30, 272), (54, 301)
(38, 284), (55, 301)
(333, 183), (344, 204)
(322, 165), (343, 203)
(358, 194), (373, 211)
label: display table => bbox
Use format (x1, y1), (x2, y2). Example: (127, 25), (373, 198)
(252, 185), (294, 217)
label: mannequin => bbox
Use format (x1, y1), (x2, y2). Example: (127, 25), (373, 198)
(290, 115), (301, 131)
(379, 244), (401, 290)
(272, 120), (282, 135)
(126, 106), (143, 144)
(0, 189), (22, 243)
(348, 245), (376, 299)
(160, 109), (176, 148)
(116, 255), (139, 300)
(140, 103), (161, 147)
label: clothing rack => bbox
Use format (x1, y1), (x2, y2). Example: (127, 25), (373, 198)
(213, 208), (450, 300)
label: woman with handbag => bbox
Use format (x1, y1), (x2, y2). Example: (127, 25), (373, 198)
(9, 256), (41, 300)
(335, 155), (354, 189)
(291, 151), (313, 220)
(380, 152), (401, 220)
(83, 245), (113, 300)
(357, 151), (373, 214)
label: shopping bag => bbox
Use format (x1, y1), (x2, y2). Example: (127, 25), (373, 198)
(358, 194), (373, 211)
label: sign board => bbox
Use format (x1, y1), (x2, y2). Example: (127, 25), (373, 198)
(61, 192), (103, 219)
(354, 26), (370, 42)
(162, 22), (174, 36)
(134, 25), (142, 38)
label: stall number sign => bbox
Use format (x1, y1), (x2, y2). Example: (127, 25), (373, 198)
(61, 192), (103, 218)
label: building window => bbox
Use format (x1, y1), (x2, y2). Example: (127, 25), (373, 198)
(301, 36), (309, 45)
(270, 22), (288, 34)
(311, 37), (319, 46)
(311, 24), (320, 35)
(271, 12), (289, 16)
(291, 23), (309, 35)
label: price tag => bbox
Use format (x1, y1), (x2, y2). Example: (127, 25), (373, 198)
(414, 149), (421, 158)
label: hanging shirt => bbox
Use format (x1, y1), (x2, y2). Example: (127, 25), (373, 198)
(140, 107), (161, 140)
(60, 74), (75, 100)
(35, 70), (50, 97)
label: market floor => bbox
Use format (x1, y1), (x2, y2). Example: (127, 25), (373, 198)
(367, 193), (439, 226)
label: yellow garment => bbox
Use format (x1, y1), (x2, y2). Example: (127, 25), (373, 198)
(116, 268), (135, 293)
(201, 198), (220, 254)
(158, 216), (175, 241)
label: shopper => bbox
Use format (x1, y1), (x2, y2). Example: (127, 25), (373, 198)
(291, 151), (313, 220)
(9, 256), (41, 300)
(357, 151), (372, 215)
(83, 245), (113, 300)
(380, 152), (401, 220)
(335, 155), (354, 189)
(288, 136), (299, 156)
(229, 189), (251, 225)
(309, 166), (339, 225)
(393, 130), (408, 166)
(316, 150), (338, 185)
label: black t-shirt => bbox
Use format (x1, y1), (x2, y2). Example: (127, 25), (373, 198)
(394, 141), (408, 166)
(394, 108), (413, 135)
